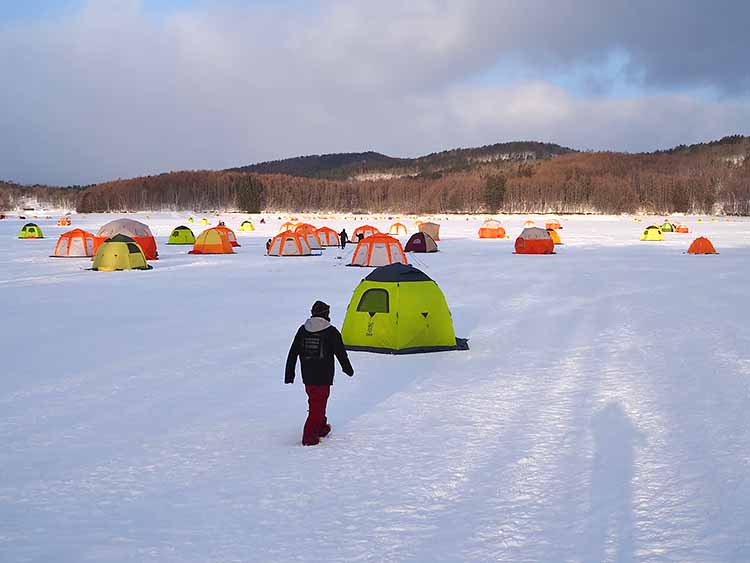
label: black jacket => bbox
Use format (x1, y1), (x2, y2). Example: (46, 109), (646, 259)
(285, 317), (354, 385)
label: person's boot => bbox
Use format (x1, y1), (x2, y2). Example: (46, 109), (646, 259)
(302, 437), (320, 446)
(319, 423), (332, 437)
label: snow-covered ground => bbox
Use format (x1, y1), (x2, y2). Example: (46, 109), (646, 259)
(2, 212), (750, 562)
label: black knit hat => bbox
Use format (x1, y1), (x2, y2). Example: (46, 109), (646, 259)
(311, 300), (330, 318)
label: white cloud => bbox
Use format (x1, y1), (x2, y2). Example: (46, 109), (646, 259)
(1, 0), (749, 184)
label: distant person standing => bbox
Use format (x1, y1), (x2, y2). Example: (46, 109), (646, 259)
(285, 301), (354, 446)
(265, 238), (272, 253)
(339, 229), (349, 249)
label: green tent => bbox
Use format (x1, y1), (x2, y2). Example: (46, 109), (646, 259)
(341, 263), (467, 354)
(641, 225), (664, 241)
(92, 235), (151, 271)
(167, 225), (196, 245)
(18, 223), (44, 239)
(661, 222), (674, 233)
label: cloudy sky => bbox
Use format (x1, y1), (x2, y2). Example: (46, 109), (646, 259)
(2, 0), (750, 185)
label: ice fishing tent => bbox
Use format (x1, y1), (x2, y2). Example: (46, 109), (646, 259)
(92, 235), (151, 271)
(547, 228), (562, 245)
(675, 224), (689, 233)
(316, 227), (340, 247)
(418, 222), (440, 241)
(200, 218), (209, 225)
(280, 221), (297, 232)
(167, 226), (196, 245)
(18, 223), (44, 239)
(188, 217), (194, 223)
(238, 220), (255, 232)
(389, 222), (408, 236)
(404, 232), (438, 253)
(300, 231), (323, 250)
(640, 225), (664, 241)
(294, 223), (317, 234)
(661, 222), (675, 233)
(52, 228), (95, 257)
(267, 230), (312, 256)
(189, 228), (235, 254)
(353, 225), (380, 240)
(341, 263), (466, 354)
(95, 219), (158, 260)
(57, 217), (71, 227)
(523, 220), (536, 228)
(545, 218), (562, 230)
(478, 219), (505, 239)
(514, 227), (555, 254)
(214, 225), (240, 247)
(350, 234), (407, 267)
(687, 237), (718, 255)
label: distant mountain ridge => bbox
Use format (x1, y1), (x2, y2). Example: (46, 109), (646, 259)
(228, 141), (575, 180)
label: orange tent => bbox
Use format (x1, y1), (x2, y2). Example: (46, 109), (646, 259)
(350, 234), (408, 267)
(52, 228), (95, 257)
(280, 222), (297, 232)
(57, 217), (71, 227)
(545, 218), (562, 230)
(514, 227), (555, 254)
(675, 225), (689, 233)
(418, 222), (440, 241)
(268, 230), (312, 256)
(94, 219), (158, 260)
(478, 219), (506, 239)
(353, 225), (380, 240)
(189, 228), (234, 254)
(294, 223), (317, 234)
(523, 220), (536, 228)
(687, 237), (717, 255)
(214, 224), (240, 247)
(388, 222), (407, 235)
(316, 227), (340, 247)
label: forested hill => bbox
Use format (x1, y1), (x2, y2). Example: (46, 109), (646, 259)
(3, 135), (750, 215)
(228, 141), (575, 180)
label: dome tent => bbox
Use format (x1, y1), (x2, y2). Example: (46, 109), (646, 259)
(92, 235), (151, 271)
(189, 228), (234, 254)
(418, 221), (440, 241)
(687, 237), (718, 255)
(641, 225), (664, 241)
(661, 222), (675, 233)
(214, 224), (240, 247)
(675, 224), (689, 233)
(316, 227), (340, 247)
(404, 232), (438, 253)
(353, 225), (380, 240)
(167, 226), (196, 245)
(546, 228), (562, 245)
(267, 230), (312, 256)
(523, 220), (536, 228)
(478, 219), (505, 239)
(238, 220), (255, 232)
(350, 234), (407, 267)
(388, 222), (408, 236)
(280, 221), (297, 232)
(299, 231), (323, 250)
(18, 223), (44, 239)
(52, 228), (95, 257)
(545, 218), (562, 230)
(341, 263), (468, 354)
(57, 217), (71, 227)
(514, 227), (555, 254)
(95, 219), (158, 260)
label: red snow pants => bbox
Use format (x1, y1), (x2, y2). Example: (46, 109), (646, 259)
(303, 384), (330, 445)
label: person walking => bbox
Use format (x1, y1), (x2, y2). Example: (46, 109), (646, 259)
(339, 229), (349, 249)
(285, 301), (354, 446)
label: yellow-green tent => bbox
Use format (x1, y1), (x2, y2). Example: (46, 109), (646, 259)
(640, 225), (664, 241)
(200, 218), (209, 225)
(92, 234), (151, 271)
(661, 222), (674, 232)
(18, 223), (44, 239)
(341, 263), (467, 354)
(167, 225), (196, 245)
(239, 220), (255, 232)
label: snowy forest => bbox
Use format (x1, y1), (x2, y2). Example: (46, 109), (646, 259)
(2, 136), (750, 215)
